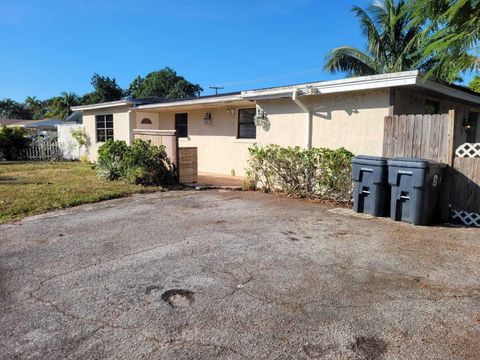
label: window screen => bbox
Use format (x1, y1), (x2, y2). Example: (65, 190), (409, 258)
(238, 108), (256, 139)
(175, 113), (188, 138)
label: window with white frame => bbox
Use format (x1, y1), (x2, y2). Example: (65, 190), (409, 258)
(96, 114), (114, 142)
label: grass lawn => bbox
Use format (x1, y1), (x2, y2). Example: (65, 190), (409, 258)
(0, 162), (158, 222)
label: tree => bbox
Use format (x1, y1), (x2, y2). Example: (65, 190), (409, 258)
(44, 92), (79, 120)
(0, 98), (32, 119)
(81, 73), (124, 104)
(128, 67), (202, 99)
(469, 76), (480, 93)
(411, 0), (479, 83)
(324, 0), (434, 77)
(24, 96), (46, 119)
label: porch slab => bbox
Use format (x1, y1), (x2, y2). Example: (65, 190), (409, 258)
(192, 172), (245, 189)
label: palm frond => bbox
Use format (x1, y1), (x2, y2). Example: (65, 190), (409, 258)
(324, 46), (378, 76)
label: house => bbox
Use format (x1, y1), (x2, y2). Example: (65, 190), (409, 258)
(71, 70), (480, 177)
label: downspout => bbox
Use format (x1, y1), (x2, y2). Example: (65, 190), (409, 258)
(127, 109), (134, 146)
(292, 89), (312, 149)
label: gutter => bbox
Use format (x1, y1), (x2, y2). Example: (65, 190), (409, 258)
(292, 89), (312, 150)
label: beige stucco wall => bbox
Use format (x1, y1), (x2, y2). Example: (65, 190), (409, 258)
(394, 88), (480, 149)
(83, 105), (132, 162)
(135, 108), (256, 177)
(257, 88), (391, 156)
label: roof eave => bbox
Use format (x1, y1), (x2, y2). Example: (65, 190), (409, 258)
(71, 100), (134, 111)
(416, 76), (480, 105)
(133, 95), (248, 111)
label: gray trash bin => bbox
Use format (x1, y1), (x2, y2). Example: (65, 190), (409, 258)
(352, 155), (389, 217)
(388, 158), (446, 225)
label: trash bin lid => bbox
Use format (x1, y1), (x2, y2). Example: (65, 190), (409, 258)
(352, 155), (388, 167)
(387, 157), (446, 169)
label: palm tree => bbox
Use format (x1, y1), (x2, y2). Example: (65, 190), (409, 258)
(412, 0), (479, 83)
(0, 98), (31, 119)
(25, 96), (46, 119)
(324, 0), (428, 76)
(44, 92), (79, 120)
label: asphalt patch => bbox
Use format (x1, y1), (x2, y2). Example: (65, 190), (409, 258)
(350, 336), (387, 360)
(161, 289), (195, 307)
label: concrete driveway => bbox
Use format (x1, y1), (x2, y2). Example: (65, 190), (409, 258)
(1, 190), (479, 359)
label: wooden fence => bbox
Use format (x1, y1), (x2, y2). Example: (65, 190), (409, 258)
(383, 113), (454, 165)
(23, 140), (60, 161)
(383, 112), (480, 227)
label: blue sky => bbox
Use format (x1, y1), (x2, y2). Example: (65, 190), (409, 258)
(0, 0), (473, 102)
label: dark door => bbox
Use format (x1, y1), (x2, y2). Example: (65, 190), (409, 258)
(466, 112), (478, 143)
(175, 113), (188, 138)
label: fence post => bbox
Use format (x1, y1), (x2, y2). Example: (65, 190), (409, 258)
(441, 109), (456, 222)
(446, 109), (455, 167)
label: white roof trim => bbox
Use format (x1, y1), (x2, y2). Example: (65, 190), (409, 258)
(241, 71), (420, 99)
(71, 100), (133, 111)
(134, 94), (246, 110)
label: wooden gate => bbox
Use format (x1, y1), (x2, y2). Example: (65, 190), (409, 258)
(450, 144), (480, 227)
(178, 147), (198, 183)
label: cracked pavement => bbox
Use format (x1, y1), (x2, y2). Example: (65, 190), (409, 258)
(1, 190), (479, 359)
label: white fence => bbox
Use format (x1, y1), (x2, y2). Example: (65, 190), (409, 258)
(23, 140), (60, 161)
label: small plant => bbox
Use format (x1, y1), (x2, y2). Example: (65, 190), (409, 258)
(246, 144), (354, 202)
(0, 125), (30, 160)
(70, 127), (89, 160)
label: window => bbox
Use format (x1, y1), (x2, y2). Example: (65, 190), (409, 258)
(424, 99), (440, 115)
(96, 114), (113, 142)
(141, 118), (152, 125)
(238, 108), (256, 139)
(175, 113), (188, 138)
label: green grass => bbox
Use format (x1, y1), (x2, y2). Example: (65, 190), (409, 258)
(0, 161), (158, 222)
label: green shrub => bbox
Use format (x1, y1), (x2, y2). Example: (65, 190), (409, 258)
(97, 139), (128, 161)
(97, 140), (128, 180)
(96, 139), (177, 186)
(246, 144), (354, 202)
(0, 125), (30, 160)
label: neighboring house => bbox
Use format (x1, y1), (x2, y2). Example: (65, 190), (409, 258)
(0, 118), (64, 133)
(72, 70), (480, 177)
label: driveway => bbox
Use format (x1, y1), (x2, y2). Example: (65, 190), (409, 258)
(1, 190), (479, 359)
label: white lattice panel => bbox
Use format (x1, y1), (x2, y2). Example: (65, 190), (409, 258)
(451, 210), (480, 227)
(455, 143), (480, 158)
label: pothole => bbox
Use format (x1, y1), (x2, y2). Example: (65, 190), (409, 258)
(161, 289), (195, 307)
